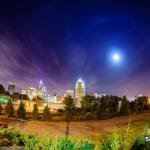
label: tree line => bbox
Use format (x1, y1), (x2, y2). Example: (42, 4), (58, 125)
(63, 94), (149, 121)
(0, 94), (148, 121)
(0, 100), (52, 121)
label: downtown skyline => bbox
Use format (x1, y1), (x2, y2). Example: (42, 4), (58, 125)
(0, 1), (150, 97)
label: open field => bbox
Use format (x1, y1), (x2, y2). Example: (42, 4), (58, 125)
(4, 112), (150, 137)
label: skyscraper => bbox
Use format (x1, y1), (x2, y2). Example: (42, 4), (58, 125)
(21, 87), (37, 99)
(37, 80), (47, 100)
(75, 78), (85, 107)
(8, 81), (15, 94)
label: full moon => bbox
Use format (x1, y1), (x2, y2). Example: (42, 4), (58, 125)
(112, 54), (120, 61)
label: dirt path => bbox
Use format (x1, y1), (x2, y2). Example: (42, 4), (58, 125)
(7, 112), (150, 136)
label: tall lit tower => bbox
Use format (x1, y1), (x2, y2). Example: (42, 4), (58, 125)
(75, 78), (85, 107)
(8, 81), (15, 94)
(37, 80), (47, 99)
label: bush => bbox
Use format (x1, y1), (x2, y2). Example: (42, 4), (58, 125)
(56, 138), (74, 150)
(32, 104), (39, 120)
(17, 101), (26, 119)
(0, 124), (149, 150)
(5, 100), (14, 117)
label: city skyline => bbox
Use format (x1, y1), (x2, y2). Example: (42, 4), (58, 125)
(0, 1), (150, 96)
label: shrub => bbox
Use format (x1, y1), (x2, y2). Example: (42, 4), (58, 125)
(17, 101), (26, 119)
(5, 100), (14, 117)
(79, 141), (95, 150)
(56, 138), (74, 150)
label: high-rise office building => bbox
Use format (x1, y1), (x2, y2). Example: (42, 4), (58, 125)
(37, 80), (47, 100)
(21, 88), (37, 99)
(75, 78), (85, 107)
(8, 81), (15, 94)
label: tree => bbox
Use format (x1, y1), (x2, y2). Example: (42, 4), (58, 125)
(135, 96), (148, 113)
(95, 96), (109, 119)
(63, 95), (76, 136)
(129, 101), (136, 113)
(17, 101), (26, 119)
(32, 104), (39, 120)
(5, 100), (14, 117)
(43, 105), (51, 121)
(4, 91), (10, 96)
(63, 95), (76, 121)
(119, 96), (129, 116)
(109, 96), (120, 117)
(0, 104), (2, 114)
(81, 94), (95, 112)
(0, 84), (5, 95)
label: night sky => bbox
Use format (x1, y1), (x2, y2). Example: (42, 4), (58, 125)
(0, 0), (150, 96)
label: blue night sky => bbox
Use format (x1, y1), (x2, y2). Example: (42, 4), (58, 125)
(0, 0), (150, 96)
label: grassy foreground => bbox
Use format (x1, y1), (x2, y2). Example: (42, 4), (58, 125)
(0, 120), (150, 150)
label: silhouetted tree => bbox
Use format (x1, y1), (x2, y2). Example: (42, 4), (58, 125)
(119, 96), (129, 116)
(32, 104), (39, 120)
(4, 91), (10, 96)
(135, 96), (148, 113)
(63, 95), (76, 136)
(109, 96), (120, 117)
(43, 105), (51, 121)
(5, 100), (14, 117)
(63, 95), (76, 121)
(81, 94), (95, 112)
(17, 101), (26, 119)
(0, 84), (5, 95)
(129, 101), (136, 113)
(95, 96), (109, 119)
